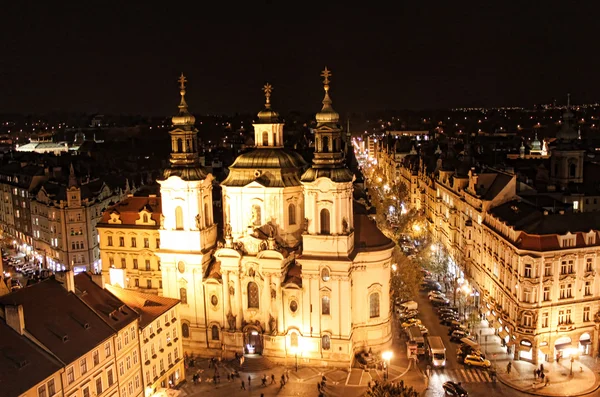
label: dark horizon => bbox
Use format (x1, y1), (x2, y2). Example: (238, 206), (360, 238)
(2, 2), (600, 116)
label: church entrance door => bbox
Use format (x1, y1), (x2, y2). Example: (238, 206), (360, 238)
(244, 327), (263, 355)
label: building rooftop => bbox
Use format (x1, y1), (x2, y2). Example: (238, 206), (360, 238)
(104, 285), (180, 329)
(74, 273), (139, 332)
(0, 320), (62, 397)
(0, 278), (115, 364)
(99, 195), (162, 226)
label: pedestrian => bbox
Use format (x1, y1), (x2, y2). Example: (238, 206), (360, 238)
(281, 374), (286, 385)
(227, 373), (231, 382)
(270, 374), (275, 384)
(248, 375), (251, 388)
(213, 375), (217, 385)
(533, 368), (538, 379)
(540, 363), (544, 373)
(262, 375), (267, 387)
(544, 374), (549, 386)
(241, 380), (245, 390)
(507, 362), (512, 375)
(317, 382), (321, 392)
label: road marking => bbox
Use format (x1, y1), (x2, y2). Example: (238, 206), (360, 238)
(460, 369), (469, 381)
(482, 371), (492, 382)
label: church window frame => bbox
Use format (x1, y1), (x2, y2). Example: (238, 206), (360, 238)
(251, 204), (262, 226)
(176, 138), (183, 153)
(290, 331), (299, 348)
(322, 136), (329, 153)
(369, 292), (380, 318)
(179, 287), (188, 305)
(210, 294), (218, 307)
(204, 201), (210, 227)
(288, 203), (296, 226)
(321, 334), (331, 350)
(321, 267), (330, 282)
(247, 282), (260, 309)
(175, 206), (184, 230)
(321, 295), (331, 315)
(211, 325), (220, 341)
(181, 322), (190, 338)
(569, 160), (577, 177)
(289, 299), (298, 313)
(262, 131), (269, 146)
(320, 208), (331, 235)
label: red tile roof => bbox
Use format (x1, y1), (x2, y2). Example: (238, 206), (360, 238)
(104, 285), (180, 329)
(99, 196), (162, 226)
(353, 214), (395, 252)
(74, 273), (139, 331)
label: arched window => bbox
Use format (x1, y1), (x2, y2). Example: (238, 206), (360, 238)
(251, 204), (262, 226)
(320, 209), (330, 235)
(247, 282), (259, 308)
(322, 335), (331, 350)
(370, 292), (380, 318)
(143, 214), (148, 223)
(322, 136), (329, 153)
(332, 138), (337, 152)
(204, 202), (210, 227)
(290, 332), (298, 347)
(181, 323), (190, 338)
(211, 325), (220, 341)
(177, 138), (183, 153)
(262, 132), (269, 146)
(321, 296), (330, 315)
(175, 206), (184, 230)
(569, 162), (577, 177)
(180, 287), (187, 304)
(189, 138), (194, 153)
(288, 203), (296, 225)
(272, 132), (277, 146)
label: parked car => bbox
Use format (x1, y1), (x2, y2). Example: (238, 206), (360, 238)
(448, 324), (469, 335)
(442, 381), (468, 397)
(416, 324), (429, 335)
(9, 279), (22, 291)
(398, 309), (419, 319)
(450, 330), (469, 342)
(463, 354), (491, 368)
(428, 290), (446, 299)
(442, 319), (461, 328)
(440, 313), (459, 322)
(430, 296), (450, 306)
(401, 318), (422, 329)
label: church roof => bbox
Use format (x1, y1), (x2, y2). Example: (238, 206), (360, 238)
(221, 148), (306, 187)
(300, 167), (354, 183)
(353, 214), (394, 252)
(162, 166), (208, 181)
(99, 196), (162, 226)
(283, 261), (302, 287)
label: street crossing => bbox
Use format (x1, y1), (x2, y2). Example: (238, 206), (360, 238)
(431, 368), (493, 383)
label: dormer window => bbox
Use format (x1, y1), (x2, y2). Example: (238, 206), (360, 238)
(587, 233), (595, 245)
(143, 214), (148, 223)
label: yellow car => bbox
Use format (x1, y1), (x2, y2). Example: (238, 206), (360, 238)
(401, 318), (422, 329)
(463, 354), (491, 368)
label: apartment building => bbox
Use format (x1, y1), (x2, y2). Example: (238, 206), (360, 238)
(106, 285), (185, 392)
(30, 165), (128, 273)
(393, 152), (600, 364)
(96, 195), (163, 293)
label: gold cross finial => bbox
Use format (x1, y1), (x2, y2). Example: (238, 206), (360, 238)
(321, 67), (332, 85)
(262, 83), (273, 105)
(178, 73), (187, 90)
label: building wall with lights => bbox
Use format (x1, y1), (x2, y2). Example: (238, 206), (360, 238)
(97, 195), (162, 293)
(392, 149), (600, 365)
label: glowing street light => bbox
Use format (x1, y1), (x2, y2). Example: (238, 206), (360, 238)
(382, 351), (393, 380)
(391, 263), (397, 272)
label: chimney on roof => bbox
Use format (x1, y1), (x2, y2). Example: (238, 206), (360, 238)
(6, 305), (25, 335)
(91, 272), (105, 289)
(64, 264), (76, 293)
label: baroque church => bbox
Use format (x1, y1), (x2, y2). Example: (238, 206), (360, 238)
(106, 70), (394, 366)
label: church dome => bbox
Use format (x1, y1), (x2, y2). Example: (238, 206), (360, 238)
(316, 90), (339, 124)
(257, 107), (280, 123)
(221, 148), (307, 187)
(172, 87), (196, 126)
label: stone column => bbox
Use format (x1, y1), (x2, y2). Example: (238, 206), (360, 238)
(261, 273), (271, 328)
(274, 275), (284, 333)
(222, 271), (231, 319)
(531, 345), (539, 365)
(235, 272), (243, 330)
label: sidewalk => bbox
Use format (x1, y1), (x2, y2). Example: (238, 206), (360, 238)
(473, 320), (600, 396)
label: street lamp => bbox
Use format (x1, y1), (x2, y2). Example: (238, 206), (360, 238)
(382, 351), (393, 380)
(391, 263), (397, 272)
(290, 346), (298, 372)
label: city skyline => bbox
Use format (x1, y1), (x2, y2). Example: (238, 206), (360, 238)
(2, 3), (600, 115)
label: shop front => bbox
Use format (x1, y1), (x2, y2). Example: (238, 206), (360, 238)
(579, 333), (592, 356)
(554, 336), (575, 361)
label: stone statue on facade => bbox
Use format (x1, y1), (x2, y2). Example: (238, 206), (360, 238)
(195, 213), (202, 229)
(225, 222), (232, 238)
(342, 217), (349, 234)
(271, 287), (276, 300)
(226, 311), (236, 330)
(268, 314), (277, 335)
(160, 214), (165, 229)
(229, 285), (235, 296)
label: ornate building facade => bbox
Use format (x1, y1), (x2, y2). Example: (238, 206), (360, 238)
(392, 130), (600, 364)
(100, 71), (394, 366)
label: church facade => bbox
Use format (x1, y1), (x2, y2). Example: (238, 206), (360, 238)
(101, 72), (394, 366)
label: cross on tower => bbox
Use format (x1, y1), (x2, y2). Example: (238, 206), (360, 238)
(321, 67), (332, 85)
(178, 73), (187, 90)
(262, 83), (273, 104)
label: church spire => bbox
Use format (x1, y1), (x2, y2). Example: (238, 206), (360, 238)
(162, 73), (207, 181)
(68, 163), (78, 187)
(315, 67), (340, 125)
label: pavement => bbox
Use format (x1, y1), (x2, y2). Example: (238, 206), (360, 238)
(467, 318), (600, 396)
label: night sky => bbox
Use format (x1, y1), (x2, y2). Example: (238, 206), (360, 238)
(2, 2), (600, 115)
